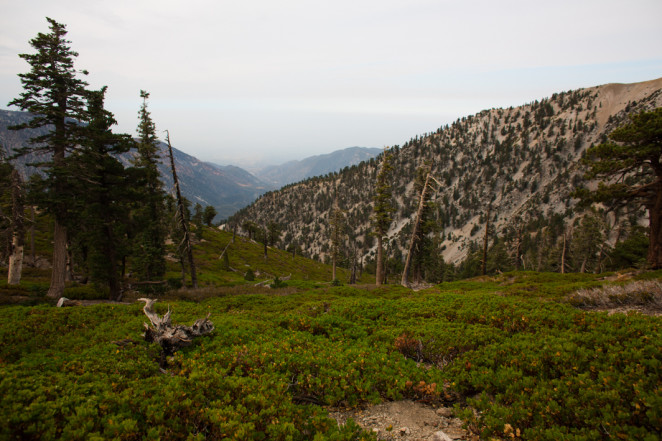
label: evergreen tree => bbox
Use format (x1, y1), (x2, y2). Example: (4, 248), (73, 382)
(132, 90), (167, 281)
(575, 108), (662, 268)
(203, 205), (217, 226)
(330, 203), (346, 282)
(371, 150), (394, 285)
(8, 18), (89, 298)
(570, 211), (606, 273)
(68, 87), (135, 299)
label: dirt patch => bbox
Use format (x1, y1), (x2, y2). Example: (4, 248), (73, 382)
(329, 400), (480, 441)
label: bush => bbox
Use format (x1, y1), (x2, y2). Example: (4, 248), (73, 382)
(244, 269), (255, 281)
(270, 276), (287, 289)
(63, 284), (108, 300)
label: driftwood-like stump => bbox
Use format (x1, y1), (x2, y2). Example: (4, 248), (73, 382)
(138, 298), (214, 367)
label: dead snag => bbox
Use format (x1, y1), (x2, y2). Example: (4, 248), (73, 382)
(138, 298), (214, 367)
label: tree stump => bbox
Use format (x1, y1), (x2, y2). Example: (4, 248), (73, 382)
(138, 298), (214, 367)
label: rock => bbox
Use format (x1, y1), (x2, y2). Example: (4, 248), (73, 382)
(399, 427), (411, 435)
(436, 407), (453, 418)
(431, 431), (453, 441)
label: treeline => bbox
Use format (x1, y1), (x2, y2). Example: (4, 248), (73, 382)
(0, 18), (215, 299)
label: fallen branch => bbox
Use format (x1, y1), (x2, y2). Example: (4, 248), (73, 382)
(138, 298), (214, 367)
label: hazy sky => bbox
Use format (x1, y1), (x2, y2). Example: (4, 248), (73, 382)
(1, 0), (661, 168)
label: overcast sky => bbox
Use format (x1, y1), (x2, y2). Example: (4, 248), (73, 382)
(1, 0), (661, 168)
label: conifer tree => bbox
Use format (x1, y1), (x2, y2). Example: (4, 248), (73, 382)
(575, 108), (662, 269)
(132, 90), (167, 281)
(203, 205), (217, 226)
(371, 150), (394, 285)
(330, 203), (346, 282)
(8, 18), (89, 298)
(68, 87), (135, 299)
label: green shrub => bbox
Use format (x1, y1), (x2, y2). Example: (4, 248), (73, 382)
(63, 284), (108, 300)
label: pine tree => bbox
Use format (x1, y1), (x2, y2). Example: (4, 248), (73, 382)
(132, 90), (167, 281)
(330, 203), (346, 282)
(372, 150), (394, 285)
(68, 87), (135, 299)
(203, 205), (217, 226)
(575, 108), (662, 268)
(8, 18), (89, 298)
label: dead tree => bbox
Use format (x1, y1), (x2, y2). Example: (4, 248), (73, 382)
(401, 169), (437, 286)
(165, 131), (197, 288)
(7, 170), (24, 285)
(138, 298), (214, 368)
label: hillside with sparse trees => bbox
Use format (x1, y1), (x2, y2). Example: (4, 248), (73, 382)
(230, 78), (662, 282)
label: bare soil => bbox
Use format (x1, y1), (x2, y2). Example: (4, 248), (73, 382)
(329, 400), (480, 441)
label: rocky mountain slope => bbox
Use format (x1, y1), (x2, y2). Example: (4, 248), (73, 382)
(258, 146), (382, 187)
(0, 109), (270, 220)
(229, 78), (662, 271)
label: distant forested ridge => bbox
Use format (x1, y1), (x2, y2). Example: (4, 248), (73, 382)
(230, 78), (662, 281)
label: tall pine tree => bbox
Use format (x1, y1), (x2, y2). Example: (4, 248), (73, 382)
(68, 87), (135, 299)
(132, 90), (167, 281)
(8, 18), (90, 299)
(371, 149), (394, 285)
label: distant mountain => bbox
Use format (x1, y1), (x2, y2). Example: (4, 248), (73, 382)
(230, 78), (662, 275)
(257, 147), (382, 187)
(0, 109), (270, 220)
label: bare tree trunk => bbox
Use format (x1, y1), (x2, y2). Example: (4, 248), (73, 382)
(402, 172), (431, 286)
(647, 188), (662, 269)
(376, 235), (384, 286)
(166, 131), (197, 288)
(514, 225), (523, 271)
(8, 170), (24, 285)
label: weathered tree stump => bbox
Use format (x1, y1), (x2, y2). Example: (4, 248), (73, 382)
(138, 298), (214, 367)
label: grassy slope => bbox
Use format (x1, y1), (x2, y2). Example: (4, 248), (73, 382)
(177, 227), (372, 287)
(1, 224), (372, 303)
(0, 271), (660, 440)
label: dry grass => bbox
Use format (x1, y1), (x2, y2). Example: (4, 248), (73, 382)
(568, 280), (662, 314)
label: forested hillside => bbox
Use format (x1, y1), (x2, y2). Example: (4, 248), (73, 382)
(0, 109), (270, 220)
(230, 78), (662, 281)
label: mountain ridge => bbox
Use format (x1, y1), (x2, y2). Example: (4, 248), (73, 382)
(256, 146), (382, 188)
(0, 108), (270, 220)
(229, 77), (662, 277)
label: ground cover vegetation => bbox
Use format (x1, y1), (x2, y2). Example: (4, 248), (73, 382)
(1, 271), (661, 440)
